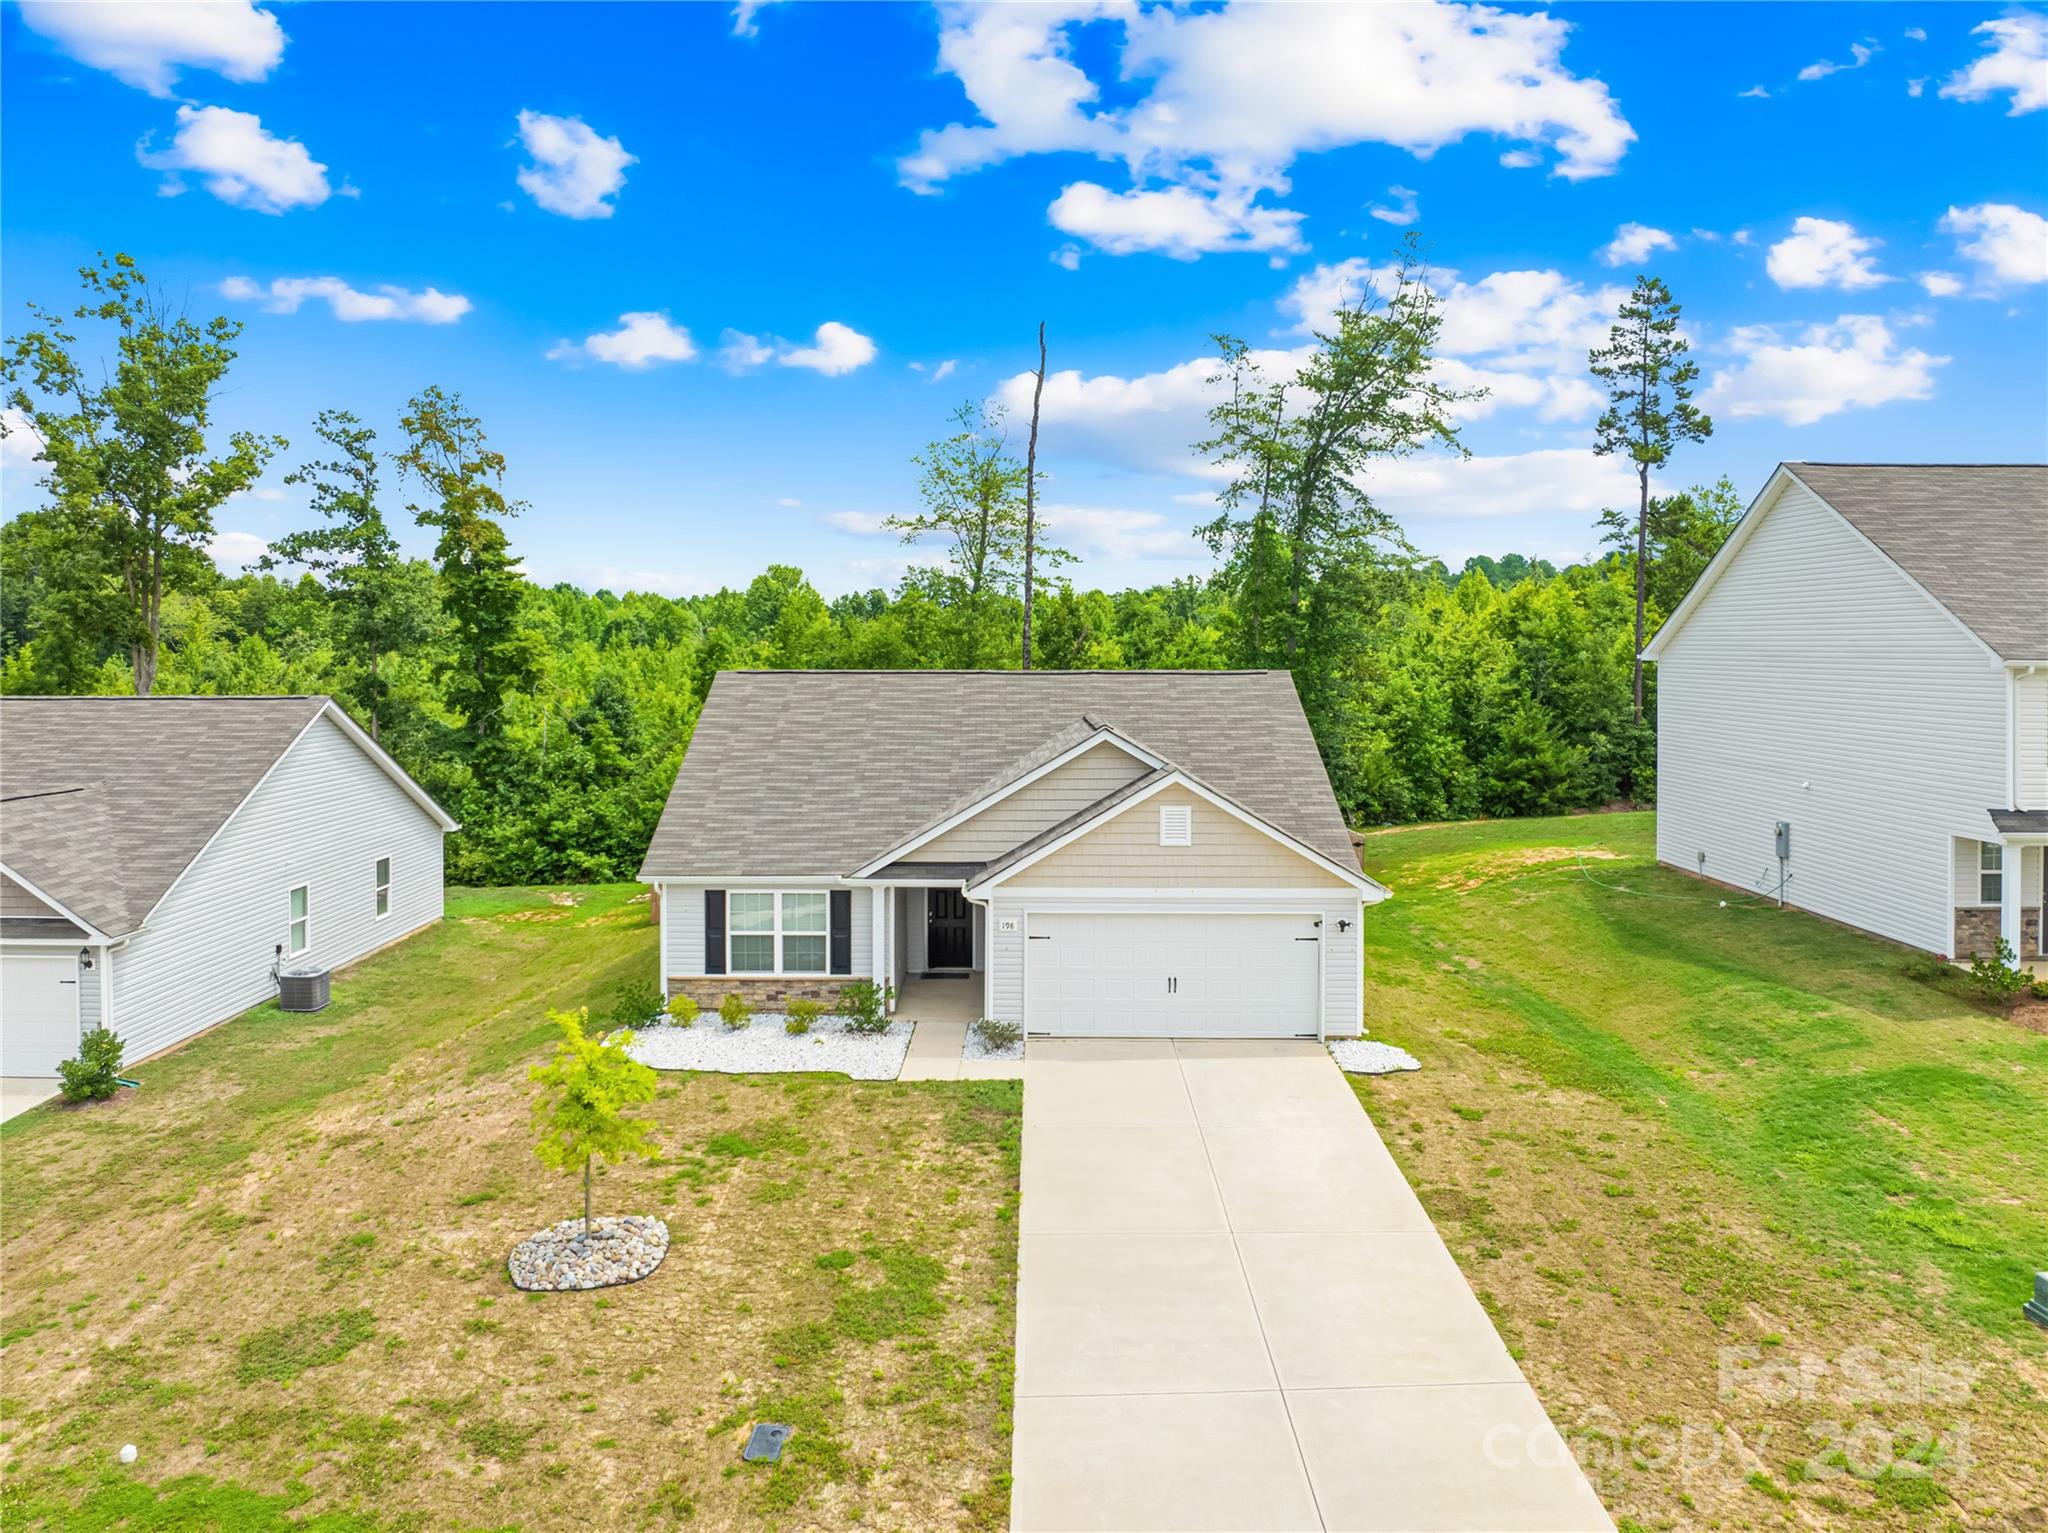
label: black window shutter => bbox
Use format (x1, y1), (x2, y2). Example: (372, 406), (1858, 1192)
(705, 890), (726, 975)
(829, 889), (853, 975)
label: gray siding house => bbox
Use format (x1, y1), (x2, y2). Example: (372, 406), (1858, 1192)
(1645, 463), (2046, 963)
(640, 671), (1386, 1038)
(1, 696), (456, 1078)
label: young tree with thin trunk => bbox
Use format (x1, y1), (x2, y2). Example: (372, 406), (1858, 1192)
(1588, 276), (1712, 723)
(261, 410), (424, 742)
(529, 1007), (658, 1241)
(1, 253), (281, 694)
(1021, 321), (1046, 671)
(396, 387), (540, 739)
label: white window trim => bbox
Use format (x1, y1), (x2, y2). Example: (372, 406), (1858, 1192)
(374, 852), (393, 921)
(727, 889), (831, 976)
(1980, 842), (2004, 907)
(287, 884), (311, 957)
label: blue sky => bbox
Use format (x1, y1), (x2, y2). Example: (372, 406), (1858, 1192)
(3, 1), (2044, 598)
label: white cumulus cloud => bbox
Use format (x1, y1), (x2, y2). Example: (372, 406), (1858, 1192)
(548, 312), (697, 369)
(2, 408), (45, 468)
(1940, 12), (2047, 114)
(902, 3), (1631, 260)
(138, 105), (332, 213)
(1597, 222), (1676, 267)
(1038, 505), (1197, 561)
(208, 530), (271, 571)
(515, 110), (635, 219)
(1706, 315), (1946, 425)
(1765, 216), (1891, 290)
(1917, 270), (1964, 297)
(1047, 181), (1305, 259)
(723, 322), (878, 377)
(221, 275), (471, 323)
(1939, 201), (2048, 285)
(17, 0), (284, 96)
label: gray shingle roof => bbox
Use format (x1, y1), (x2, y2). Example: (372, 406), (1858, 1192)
(639, 670), (1360, 879)
(1787, 464), (2048, 660)
(1, 695), (330, 935)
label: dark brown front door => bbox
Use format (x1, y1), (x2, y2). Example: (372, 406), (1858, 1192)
(927, 888), (972, 970)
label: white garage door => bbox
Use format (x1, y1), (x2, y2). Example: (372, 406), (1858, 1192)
(1023, 911), (1322, 1037)
(1, 952), (82, 1077)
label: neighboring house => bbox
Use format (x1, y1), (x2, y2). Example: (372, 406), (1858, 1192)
(1643, 463), (2046, 962)
(0, 696), (456, 1078)
(639, 670), (1387, 1037)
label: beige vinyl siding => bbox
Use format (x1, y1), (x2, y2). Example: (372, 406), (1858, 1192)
(1654, 476), (2008, 955)
(108, 713), (446, 1063)
(1003, 789), (1355, 890)
(660, 882), (871, 978)
(986, 893), (1365, 1036)
(2018, 669), (2047, 809)
(918, 742), (1151, 861)
(0, 874), (61, 919)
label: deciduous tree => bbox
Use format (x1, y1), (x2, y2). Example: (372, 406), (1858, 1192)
(529, 1007), (659, 1240)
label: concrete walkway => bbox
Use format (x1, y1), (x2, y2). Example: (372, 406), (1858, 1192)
(0, 1077), (60, 1125)
(1012, 1038), (1612, 1533)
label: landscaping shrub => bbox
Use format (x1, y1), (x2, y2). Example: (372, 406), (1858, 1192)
(719, 993), (752, 1031)
(785, 998), (824, 1036)
(971, 1016), (1022, 1051)
(1901, 952), (1953, 985)
(1968, 939), (2028, 1004)
(57, 1027), (124, 1103)
(837, 979), (892, 1035)
(604, 978), (666, 1029)
(665, 993), (699, 1028)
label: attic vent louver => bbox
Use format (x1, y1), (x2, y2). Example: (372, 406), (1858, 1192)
(1159, 804), (1191, 846)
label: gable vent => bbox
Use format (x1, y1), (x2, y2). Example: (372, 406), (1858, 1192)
(1159, 804), (1192, 846)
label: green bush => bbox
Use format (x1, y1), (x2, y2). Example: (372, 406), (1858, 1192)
(1967, 938), (2027, 1003)
(837, 979), (892, 1035)
(971, 1016), (1022, 1052)
(57, 1027), (124, 1103)
(603, 978), (666, 1029)
(718, 993), (752, 1031)
(2032, 978), (2048, 1002)
(664, 993), (699, 1028)
(1901, 952), (1953, 985)
(785, 998), (824, 1035)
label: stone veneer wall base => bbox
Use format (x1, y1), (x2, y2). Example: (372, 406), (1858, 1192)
(666, 976), (857, 1010)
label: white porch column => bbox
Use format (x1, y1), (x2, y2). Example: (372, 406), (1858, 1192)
(2001, 840), (2024, 960)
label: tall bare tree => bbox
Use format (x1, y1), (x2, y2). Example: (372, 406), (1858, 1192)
(1021, 321), (1046, 671)
(1589, 275), (1712, 722)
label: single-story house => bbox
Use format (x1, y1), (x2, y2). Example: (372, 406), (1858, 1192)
(638, 670), (1387, 1037)
(1643, 462), (2046, 962)
(1, 695), (456, 1078)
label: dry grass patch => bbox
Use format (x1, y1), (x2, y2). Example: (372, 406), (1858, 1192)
(0, 885), (1019, 1531)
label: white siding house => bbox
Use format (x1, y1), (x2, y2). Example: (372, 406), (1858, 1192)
(1644, 464), (2046, 963)
(1, 696), (456, 1082)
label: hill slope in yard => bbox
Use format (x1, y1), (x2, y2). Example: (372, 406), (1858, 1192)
(0, 885), (1018, 1532)
(1353, 813), (2047, 1533)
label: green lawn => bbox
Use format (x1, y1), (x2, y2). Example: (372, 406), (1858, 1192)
(0, 885), (1018, 1532)
(1353, 813), (2048, 1532)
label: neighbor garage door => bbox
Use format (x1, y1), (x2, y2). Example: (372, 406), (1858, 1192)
(0, 951), (82, 1077)
(1023, 911), (1321, 1037)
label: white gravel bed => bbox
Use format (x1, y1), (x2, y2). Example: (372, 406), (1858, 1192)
(626, 1018), (913, 1079)
(1329, 1039), (1422, 1075)
(509, 1215), (669, 1291)
(962, 1026), (1025, 1063)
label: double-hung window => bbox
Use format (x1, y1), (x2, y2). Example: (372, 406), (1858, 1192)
(730, 893), (777, 972)
(1980, 843), (2004, 905)
(726, 891), (830, 974)
(288, 885), (310, 955)
(375, 857), (392, 919)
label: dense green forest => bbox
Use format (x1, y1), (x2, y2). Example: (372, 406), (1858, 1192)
(2, 251), (1738, 884)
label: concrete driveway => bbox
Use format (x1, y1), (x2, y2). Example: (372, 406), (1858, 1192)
(0, 1077), (60, 1124)
(1012, 1038), (1612, 1533)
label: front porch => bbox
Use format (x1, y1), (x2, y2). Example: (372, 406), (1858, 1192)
(1954, 832), (2046, 962)
(875, 882), (987, 1014)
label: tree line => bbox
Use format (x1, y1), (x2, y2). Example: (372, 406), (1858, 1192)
(2, 247), (1735, 885)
